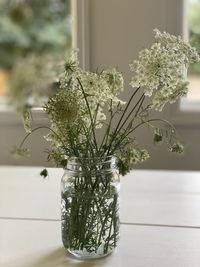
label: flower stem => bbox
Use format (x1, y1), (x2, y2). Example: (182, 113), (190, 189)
(114, 86), (140, 134)
(106, 88), (143, 155)
(117, 93), (145, 134)
(19, 126), (67, 150)
(110, 118), (176, 154)
(77, 77), (99, 153)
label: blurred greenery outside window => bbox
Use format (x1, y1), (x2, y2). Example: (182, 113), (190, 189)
(181, 0), (200, 110)
(0, 0), (71, 111)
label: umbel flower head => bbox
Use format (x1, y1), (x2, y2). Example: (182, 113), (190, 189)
(44, 88), (82, 124)
(14, 29), (199, 175)
(130, 29), (200, 110)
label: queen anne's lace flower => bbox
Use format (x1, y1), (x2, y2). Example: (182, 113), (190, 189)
(54, 60), (126, 130)
(130, 29), (200, 110)
(101, 68), (124, 94)
(154, 29), (200, 64)
(64, 50), (80, 74)
(11, 146), (30, 158)
(152, 81), (189, 111)
(78, 71), (111, 105)
(44, 88), (82, 124)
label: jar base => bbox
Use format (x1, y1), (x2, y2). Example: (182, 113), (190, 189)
(67, 247), (115, 260)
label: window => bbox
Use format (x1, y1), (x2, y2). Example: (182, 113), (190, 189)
(180, 0), (200, 111)
(0, 0), (72, 111)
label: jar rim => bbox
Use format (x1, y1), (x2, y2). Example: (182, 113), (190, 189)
(67, 155), (116, 161)
(64, 155), (118, 172)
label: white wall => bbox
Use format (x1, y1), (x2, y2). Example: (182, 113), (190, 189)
(1, 0), (200, 170)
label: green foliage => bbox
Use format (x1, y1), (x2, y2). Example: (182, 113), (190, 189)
(188, 1), (200, 75)
(188, 2), (200, 34)
(7, 54), (60, 111)
(0, 0), (71, 112)
(0, 0), (71, 69)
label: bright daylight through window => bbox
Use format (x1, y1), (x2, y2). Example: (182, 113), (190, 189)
(181, 0), (200, 111)
(0, 0), (71, 111)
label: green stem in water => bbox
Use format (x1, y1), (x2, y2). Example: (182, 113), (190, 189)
(104, 193), (118, 253)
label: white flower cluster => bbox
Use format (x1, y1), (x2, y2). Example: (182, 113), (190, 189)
(130, 29), (200, 110)
(152, 80), (189, 110)
(49, 54), (125, 130)
(66, 62), (123, 127)
(101, 68), (124, 94)
(154, 29), (199, 64)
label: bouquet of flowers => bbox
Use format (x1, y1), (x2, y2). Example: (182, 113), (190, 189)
(14, 29), (199, 175)
(13, 29), (199, 259)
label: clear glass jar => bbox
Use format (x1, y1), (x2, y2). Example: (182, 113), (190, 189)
(61, 156), (120, 260)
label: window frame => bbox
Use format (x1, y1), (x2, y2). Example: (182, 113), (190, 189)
(72, 0), (90, 70)
(166, 0), (200, 126)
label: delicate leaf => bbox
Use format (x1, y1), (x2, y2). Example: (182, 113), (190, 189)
(170, 142), (184, 154)
(40, 168), (48, 178)
(154, 128), (163, 143)
(22, 106), (32, 133)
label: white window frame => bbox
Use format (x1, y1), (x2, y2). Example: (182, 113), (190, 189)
(72, 0), (90, 70)
(166, 0), (200, 126)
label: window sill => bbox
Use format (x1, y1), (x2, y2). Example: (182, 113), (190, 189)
(169, 103), (200, 127)
(180, 98), (200, 112)
(0, 106), (49, 125)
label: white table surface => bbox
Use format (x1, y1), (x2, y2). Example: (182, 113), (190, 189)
(1, 166), (200, 267)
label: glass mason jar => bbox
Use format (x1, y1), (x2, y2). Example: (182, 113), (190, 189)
(61, 156), (120, 260)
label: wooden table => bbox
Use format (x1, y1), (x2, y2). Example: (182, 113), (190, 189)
(1, 166), (200, 267)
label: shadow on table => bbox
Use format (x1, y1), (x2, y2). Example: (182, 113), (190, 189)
(27, 247), (113, 267)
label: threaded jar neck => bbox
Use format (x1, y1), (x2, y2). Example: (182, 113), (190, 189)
(65, 156), (118, 174)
